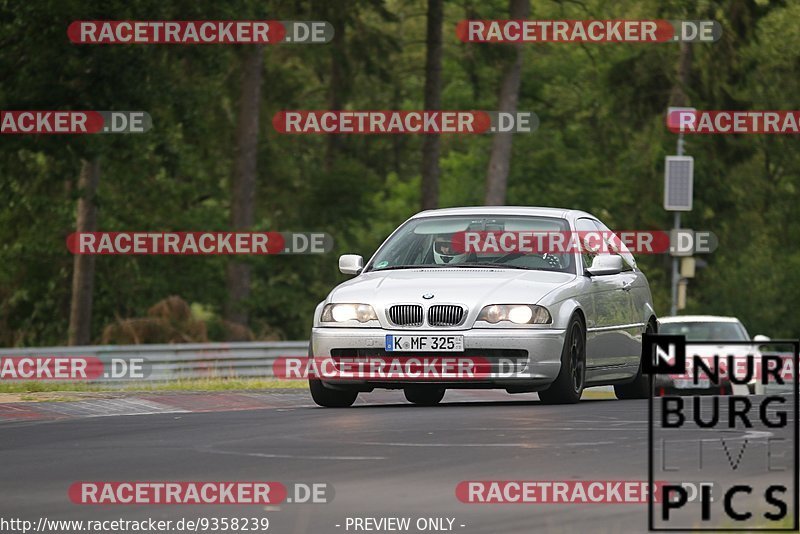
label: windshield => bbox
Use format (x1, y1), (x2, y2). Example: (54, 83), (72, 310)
(365, 215), (575, 273)
(659, 321), (750, 341)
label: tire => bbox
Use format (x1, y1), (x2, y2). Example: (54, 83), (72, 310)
(614, 320), (656, 400)
(404, 387), (445, 406)
(309, 378), (358, 407)
(539, 314), (586, 404)
(306, 340), (358, 407)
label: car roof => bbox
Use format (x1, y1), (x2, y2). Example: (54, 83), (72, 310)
(659, 315), (743, 324)
(410, 206), (595, 222)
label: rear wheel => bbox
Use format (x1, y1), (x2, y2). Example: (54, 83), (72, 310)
(539, 315), (586, 404)
(309, 379), (358, 407)
(404, 387), (445, 406)
(614, 320), (656, 400)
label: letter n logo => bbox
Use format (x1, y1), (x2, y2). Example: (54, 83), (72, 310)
(642, 334), (686, 375)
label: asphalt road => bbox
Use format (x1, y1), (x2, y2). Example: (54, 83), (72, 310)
(0, 389), (795, 534)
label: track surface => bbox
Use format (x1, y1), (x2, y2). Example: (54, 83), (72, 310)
(0, 389), (795, 534)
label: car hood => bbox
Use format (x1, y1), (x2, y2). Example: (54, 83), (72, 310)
(329, 268), (576, 308)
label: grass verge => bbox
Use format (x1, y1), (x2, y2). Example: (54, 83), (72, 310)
(0, 378), (307, 394)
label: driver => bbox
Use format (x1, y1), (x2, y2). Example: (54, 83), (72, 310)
(432, 234), (467, 264)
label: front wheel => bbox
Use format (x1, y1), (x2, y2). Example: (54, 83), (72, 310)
(539, 315), (586, 404)
(309, 379), (358, 407)
(404, 387), (445, 406)
(614, 321), (656, 400)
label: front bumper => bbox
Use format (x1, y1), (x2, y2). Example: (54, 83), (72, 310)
(310, 326), (566, 389)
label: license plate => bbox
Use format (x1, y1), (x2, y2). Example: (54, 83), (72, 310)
(673, 378), (710, 389)
(385, 335), (464, 352)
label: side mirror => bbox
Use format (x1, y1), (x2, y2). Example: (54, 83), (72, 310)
(753, 334), (771, 343)
(586, 254), (623, 276)
(338, 254), (364, 275)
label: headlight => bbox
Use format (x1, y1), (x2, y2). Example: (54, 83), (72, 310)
(321, 303), (378, 324)
(477, 304), (551, 325)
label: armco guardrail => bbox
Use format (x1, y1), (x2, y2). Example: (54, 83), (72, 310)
(0, 341), (308, 382)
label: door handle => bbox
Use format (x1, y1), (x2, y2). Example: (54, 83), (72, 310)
(621, 281), (633, 291)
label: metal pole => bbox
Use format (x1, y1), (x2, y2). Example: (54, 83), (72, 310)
(670, 133), (685, 316)
(670, 212), (680, 316)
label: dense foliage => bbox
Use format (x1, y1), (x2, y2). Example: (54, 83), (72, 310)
(1, 0), (797, 345)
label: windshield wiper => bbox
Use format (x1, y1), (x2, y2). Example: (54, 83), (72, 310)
(448, 263), (532, 270)
(370, 263), (535, 272)
(369, 264), (446, 272)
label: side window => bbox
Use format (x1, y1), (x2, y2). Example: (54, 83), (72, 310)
(595, 220), (636, 271)
(575, 218), (600, 268)
(737, 322), (750, 340)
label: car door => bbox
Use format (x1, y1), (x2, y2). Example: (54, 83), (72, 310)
(577, 218), (637, 379)
(594, 219), (645, 373)
(593, 220), (641, 323)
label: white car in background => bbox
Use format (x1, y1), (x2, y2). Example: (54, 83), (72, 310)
(308, 207), (657, 407)
(657, 315), (770, 393)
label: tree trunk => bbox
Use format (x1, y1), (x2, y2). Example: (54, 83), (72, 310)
(669, 41), (693, 107)
(484, 0), (530, 206)
(325, 20), (346, 171)
(224, 45), (264, 334)
(68, 158), (100, 346)
(420, 0), (443, 210)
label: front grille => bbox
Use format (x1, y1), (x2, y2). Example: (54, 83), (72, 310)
(428, 305), (466, 326)
(388, 304), (424, 326)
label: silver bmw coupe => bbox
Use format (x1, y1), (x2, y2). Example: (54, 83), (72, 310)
(309, 207), (657, 407)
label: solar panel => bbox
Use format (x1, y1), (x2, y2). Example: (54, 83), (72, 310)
(664, 156), (693, 211)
